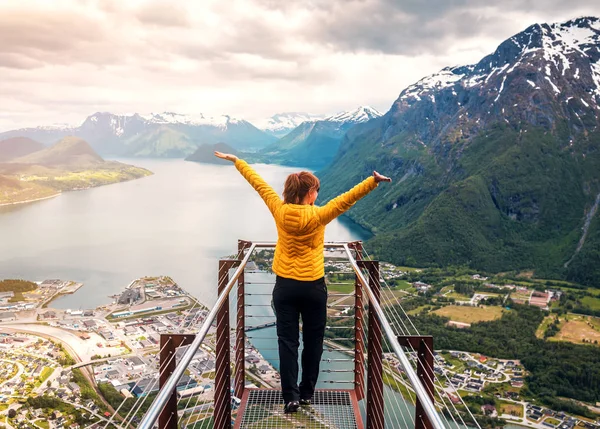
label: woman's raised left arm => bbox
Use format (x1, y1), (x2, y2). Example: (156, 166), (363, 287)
(214, 151), (282, 215)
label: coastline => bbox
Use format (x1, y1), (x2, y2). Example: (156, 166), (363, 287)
(0, 192), (61, 207)
(0, 165), (153, 208)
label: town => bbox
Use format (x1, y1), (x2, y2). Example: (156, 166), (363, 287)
(0, 254), (598, 429)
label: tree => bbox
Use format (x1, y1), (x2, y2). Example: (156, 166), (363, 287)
(7, 409), (16, 419)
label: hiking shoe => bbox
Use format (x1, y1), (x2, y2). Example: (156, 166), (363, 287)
(300, 398), (312, 406)
(284, 401), (300, 413)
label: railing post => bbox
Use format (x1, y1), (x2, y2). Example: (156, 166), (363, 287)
(235, 240), (252, 399)
(398, 336), (435, 429)
(359, 260), (383, 429)
(215, 259), (237, 429)
(349, 241), (365, 402)
(158, 334), (196, 429)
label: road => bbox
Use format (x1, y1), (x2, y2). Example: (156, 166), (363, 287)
(0, 359), (24, 386)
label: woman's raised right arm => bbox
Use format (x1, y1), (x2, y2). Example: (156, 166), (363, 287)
(316, 171), (391, 225)
(214, 151), (282, 215)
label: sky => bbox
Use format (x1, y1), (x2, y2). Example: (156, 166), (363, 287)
(2, 0), (600, 131)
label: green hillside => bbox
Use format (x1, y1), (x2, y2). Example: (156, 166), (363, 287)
(319, 123), (600, 286)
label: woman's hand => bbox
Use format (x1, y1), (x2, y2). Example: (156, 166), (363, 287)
(214, 151), (238, 162)
(373, 171), (391, 183)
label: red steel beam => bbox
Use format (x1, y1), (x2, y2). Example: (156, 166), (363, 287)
(234, 240), (252, 399)
(158, 334), (196, 429)
(214, 259), (238, 429)
(360, 260), (384, 429)
(348, 241), (365, 401)
(398, 336), (435, 429)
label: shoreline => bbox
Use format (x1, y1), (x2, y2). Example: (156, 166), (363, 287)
(0, 192), (61, 207)
(0, 166), (153, 208)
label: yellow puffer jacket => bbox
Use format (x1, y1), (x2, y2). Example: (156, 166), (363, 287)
(235, 159), (378, 281)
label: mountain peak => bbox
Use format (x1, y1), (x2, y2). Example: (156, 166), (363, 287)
(255, 112), (327, 137)
(11, 136), (103, 166)
(395, 15), (600, 139)
(325, 106), (382, 123)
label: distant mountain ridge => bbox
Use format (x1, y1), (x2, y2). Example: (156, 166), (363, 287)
(255, 112), (327, 138)
(251, 106), (382, 168)
(317, 16), (600, 286)
(11, 136), (103, 166)
(0, 137), (45, 162)
(0, 111), (277, 157)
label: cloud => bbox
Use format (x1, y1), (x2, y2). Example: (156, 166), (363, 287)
(258, 0), (600, 55)
(135, 1), (191, 27)
(0, 0), (599, 131)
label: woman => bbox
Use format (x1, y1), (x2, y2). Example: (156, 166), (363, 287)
(214, 151), (391, 413)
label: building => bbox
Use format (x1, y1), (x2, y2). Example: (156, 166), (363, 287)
(0, 312), (16, 322)
(131, 375), (197, 397)
(118, 288), (141, 305)
(0, 292), (14, 300)
(40, 311), (57, 319)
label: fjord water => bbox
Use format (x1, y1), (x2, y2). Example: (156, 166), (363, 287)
(0, 159), (370, 310)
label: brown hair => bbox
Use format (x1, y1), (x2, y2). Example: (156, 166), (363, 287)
(283, 171), (320, 204)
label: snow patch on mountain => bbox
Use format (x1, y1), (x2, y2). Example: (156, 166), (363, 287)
(397, 17), (600, 107)
(325, 106), (382, 123)
(140, 112), (241, 128)
(255, 112), (326, 133)
(401, 67), (469, 101)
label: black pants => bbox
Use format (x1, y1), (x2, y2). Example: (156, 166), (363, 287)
(273, 275), (327, 403)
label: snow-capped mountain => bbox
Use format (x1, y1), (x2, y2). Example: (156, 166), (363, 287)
(257, 112), (327, 138)
(325, 106), (382, 123)
(317, 16), (600, 286)
(0, 111), (276, 157)
(388, 16), (600, 144)
(253, 106), (383, 168)
(140, 112), (243, 128)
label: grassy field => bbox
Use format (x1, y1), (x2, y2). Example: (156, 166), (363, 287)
(440, 352), (465, 371)
(550, 316), (600, 346)
(581, 295), (600, 310)
(39, 367), (54, 383)
(446, 292), (473, 301)
(387, 279), (413, 289)
(497, 400), (523, 417)
(326, 282), (355, 294)
(407, 305), (431, 316)
(510, 291), (531, 302)
(433, 305), (505, 324)
(34, 420), (50, 429)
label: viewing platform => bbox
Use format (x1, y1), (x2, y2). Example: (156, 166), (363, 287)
(117, 240), (479, 429)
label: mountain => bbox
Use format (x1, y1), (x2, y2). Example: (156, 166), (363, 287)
(0, 124), (77, 146)
(317, 16), (600, 286)
(0, 112), (277, 157)
(0, 137), (45, 162)
(256, 112), (327, 138)
(185, 142), (239, 165)
(11, 136), (103, 166)
(0, 136), (151, 205)
(252, 106), (382, 168)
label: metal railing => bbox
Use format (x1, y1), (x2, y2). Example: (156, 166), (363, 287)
(137, 240), (447, 429)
